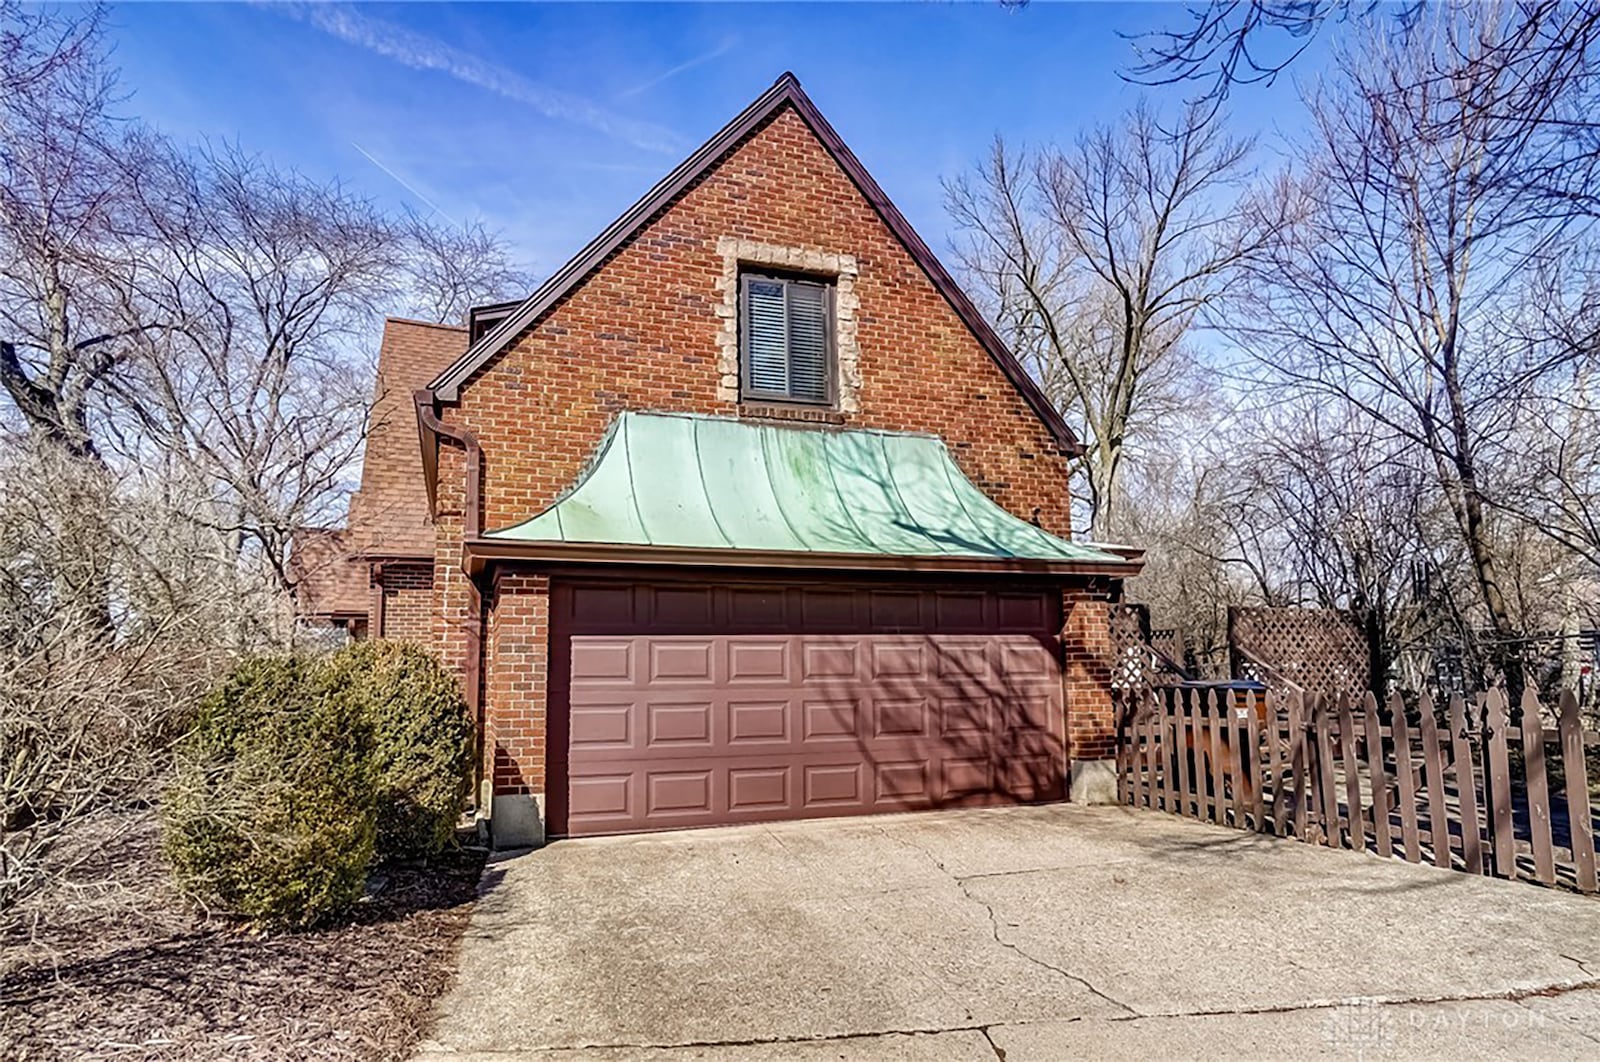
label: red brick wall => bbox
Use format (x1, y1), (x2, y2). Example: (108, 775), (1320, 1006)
(377, 561), (434, 644)
(439, 104), (1073, 537)
(1062, 586), (1117, 761)
(485, 571), (549, 797)
(432, 101), (1106, 807)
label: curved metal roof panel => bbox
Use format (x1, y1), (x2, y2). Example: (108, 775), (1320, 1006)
(484, 412), (1122, 566)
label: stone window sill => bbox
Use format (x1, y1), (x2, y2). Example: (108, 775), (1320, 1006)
(737, 402), (847, 426)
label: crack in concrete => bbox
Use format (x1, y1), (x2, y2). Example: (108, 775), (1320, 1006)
(880, 828), (1142, 1019)
(434, 982), (1600, 1057)
(445, 1023), (1001, 1056)
(952, 857), (1146, 884)
(1561, 952), (1594, 977)
(962, 877), (1142, 1018)
(1120, 976), (1600, 1024)
(978, 1024), (1008, 1061)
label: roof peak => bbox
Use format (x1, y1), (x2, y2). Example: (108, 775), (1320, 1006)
(426, 74), (1082, 456)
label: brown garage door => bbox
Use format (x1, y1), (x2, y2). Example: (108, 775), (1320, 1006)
(548, 580), (1065, 837)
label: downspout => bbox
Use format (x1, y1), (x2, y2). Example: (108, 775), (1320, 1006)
(414, 389), (487, 808)
(371, 560), (387, 639)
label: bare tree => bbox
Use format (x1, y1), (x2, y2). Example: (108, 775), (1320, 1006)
(946, 100), (1266, 537)
(0, 440), (242, 915)
(1482, 261), (1600, 569)
(1121, 448), (1266, 675)
(1130, 1), (1598, 118)
(0, 6), (533, 917)
(1128, 1), (1387, 104)
(1234, 5), (1600, 693)
(116, 142), (398, 600)
(399, 208), (532, 325)
(1227, 400), (1466, 690)
(0, 3), (159, 464)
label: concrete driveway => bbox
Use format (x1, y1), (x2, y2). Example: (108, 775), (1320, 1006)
(418, 805), (1600, 1060)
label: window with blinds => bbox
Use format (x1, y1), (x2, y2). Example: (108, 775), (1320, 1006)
(739, 272), (835, 405)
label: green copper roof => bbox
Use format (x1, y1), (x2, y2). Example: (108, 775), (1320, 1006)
(484, 412), (1123, 565)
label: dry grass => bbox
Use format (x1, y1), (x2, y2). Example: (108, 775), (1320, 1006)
(0, 808), (485, 1060)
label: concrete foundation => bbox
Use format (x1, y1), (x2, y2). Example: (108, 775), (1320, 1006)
(1069, 758), (1118, 805)
(489, 792), (546, 849)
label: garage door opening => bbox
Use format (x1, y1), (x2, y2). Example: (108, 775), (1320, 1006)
(547, 579), (1067, 837)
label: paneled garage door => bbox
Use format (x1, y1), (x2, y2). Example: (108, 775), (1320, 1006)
(548, 581), (1066, 837)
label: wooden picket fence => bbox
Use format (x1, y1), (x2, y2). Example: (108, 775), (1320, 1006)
(1116, 686), (1600, 895)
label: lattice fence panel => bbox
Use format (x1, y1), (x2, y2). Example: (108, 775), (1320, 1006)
(1110, 603), (1191, 692)
(1228, 607), (1370, 699)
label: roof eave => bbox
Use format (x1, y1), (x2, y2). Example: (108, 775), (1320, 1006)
(462, 537), (1143, 580)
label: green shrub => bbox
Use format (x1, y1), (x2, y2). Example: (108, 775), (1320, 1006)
(163, 656), (377, 929)
(322, 640), (471, 862)
(162, 642), (471, 928)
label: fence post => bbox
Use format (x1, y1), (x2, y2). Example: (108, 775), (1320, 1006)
(1313, 695), (1340, 847)
(1116, 690), (1131, 806)
(1175, 689), (1192, 819)
(1141, 690), (1159, 811)
(1229, 693), (1248, 829)
(1391, 693), (1421, 864)
(1246, 689), (1265, 832)
(1337, 692), (1362, 852)
(1267, 690), (1287, 836)
(1520, 689), (1555, 886)
(1163, 691), (1180, 814)
(1208, 689), (1227, 826)
(1289, 690), (1310, 841)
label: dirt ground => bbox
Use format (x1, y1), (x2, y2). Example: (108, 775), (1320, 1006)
(1, 809), (486, 1061)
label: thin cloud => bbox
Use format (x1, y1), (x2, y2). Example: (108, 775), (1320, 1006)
(618, 37), (739, 99)
(275, 3), (681, 154)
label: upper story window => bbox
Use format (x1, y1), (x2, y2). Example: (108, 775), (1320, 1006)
(740, 272), (835, 405)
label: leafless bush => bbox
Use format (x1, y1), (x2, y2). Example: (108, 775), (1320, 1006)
(0, 442), (259, 919)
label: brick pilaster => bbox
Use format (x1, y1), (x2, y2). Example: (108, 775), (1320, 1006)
(486, 571), (550, 798)
(1062, 584), (1117, 762)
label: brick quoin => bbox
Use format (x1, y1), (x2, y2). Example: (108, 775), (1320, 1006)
(426, 92), (1130, 836)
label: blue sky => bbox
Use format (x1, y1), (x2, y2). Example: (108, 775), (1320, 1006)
(107, 2), (1335, 296)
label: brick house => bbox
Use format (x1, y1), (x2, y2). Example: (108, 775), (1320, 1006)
(305, 74), (1142, 846)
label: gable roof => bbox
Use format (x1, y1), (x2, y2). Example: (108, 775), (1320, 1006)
(348, 317), (468, 557)
(427, 73), (1083, 457)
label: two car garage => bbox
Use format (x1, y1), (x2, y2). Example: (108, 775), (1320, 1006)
(468, 413), (1137, 844)
(546, 579), (1068, 837)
